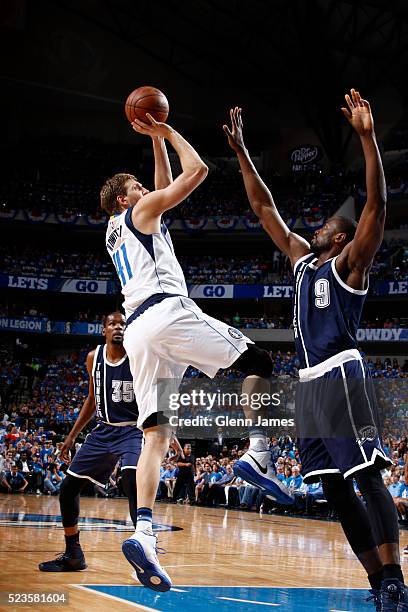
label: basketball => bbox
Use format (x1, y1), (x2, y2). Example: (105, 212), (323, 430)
(125, 86), (169, 124)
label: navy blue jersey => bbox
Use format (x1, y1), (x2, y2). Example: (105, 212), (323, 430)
(293, 254), (368, 368)
(92, 345), (139, 424)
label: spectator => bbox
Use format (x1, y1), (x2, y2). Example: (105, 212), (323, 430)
(162, 463), (177, 499)
(173, 444), (195, 504)
(206, 464), (236, 506)
(388, 473), (404, 498)
(43, 462), (65, 495)
(157, 462), (177, 500)
(304, 481), (327, 515)
(2, 463), (28, 493)
(239, 484), (261, 510)
(195, 462), (213, 502)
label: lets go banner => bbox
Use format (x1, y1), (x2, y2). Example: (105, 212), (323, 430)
(1, 277), (406, 298)
(1, 275), (116, 295)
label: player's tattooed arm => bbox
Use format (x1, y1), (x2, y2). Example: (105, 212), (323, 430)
(59, 350), (96, 463)
(338, 89), (386, 279)
(223, 107), (310, 268)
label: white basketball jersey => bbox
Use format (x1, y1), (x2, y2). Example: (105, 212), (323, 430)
(106, 208), (188, 318)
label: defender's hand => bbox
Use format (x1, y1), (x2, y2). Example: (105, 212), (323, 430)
(223, 107), (245, 152)
(131, 114), (173, 139)
(341, 89), (374, 137)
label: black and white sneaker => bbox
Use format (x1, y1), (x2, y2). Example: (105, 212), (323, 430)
(39, 550), (87, 572)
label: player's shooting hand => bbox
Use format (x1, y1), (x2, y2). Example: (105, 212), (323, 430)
(223, 107), (245, 152)
(131, 114), (173, 139)
(60, 436), (74, 464)
(341, 89), (374, 137)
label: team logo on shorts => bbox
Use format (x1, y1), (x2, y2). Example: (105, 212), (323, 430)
(228, 327), (243, 340)
(358, 425), (377, 443)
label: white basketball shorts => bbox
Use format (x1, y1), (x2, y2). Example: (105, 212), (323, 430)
(123, 295), (253, 429)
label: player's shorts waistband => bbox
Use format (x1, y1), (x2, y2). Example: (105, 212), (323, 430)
(298, 349), (362, 382)
(100, 420), (139, 427)
(126, 292), (183, 326)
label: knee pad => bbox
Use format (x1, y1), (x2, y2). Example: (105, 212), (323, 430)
(232, 344), (273, 378)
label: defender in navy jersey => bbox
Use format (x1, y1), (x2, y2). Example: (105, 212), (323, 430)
(100, 114), (291, 592)
(39, 312), (142, 573)
(226, 91), (407, 607)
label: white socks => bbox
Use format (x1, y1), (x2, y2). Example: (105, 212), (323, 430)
(134, 519), (153, 536)
(249, 435), (269, 451)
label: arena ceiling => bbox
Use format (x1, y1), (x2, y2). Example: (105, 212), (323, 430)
(2, 0), (408, 160)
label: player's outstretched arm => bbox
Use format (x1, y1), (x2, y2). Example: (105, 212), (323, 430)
(223, 107), (310, 268)
(59, 351), (96, 463)
(131, 114), (208, 222)
(338, 89), (386, 274)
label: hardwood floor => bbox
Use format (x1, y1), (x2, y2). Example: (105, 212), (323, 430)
(1, 494), (407, 611)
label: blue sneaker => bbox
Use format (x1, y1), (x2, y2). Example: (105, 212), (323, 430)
(366, 589), (381, 611)
(122, 531), (171, 592)
(380, 579), (408, 611)
(233, 449), (294, 505)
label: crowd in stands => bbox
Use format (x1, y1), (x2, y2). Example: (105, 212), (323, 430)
(180, 254), (290, 285)
(366, 357), (408, 379)
(360, 317), (408, 330)
(0, 137), (348, 221)
(1, 240), (407, 285)
(1, 246), (113, 282)
(384, 125), (408, 151)
(1, 301), (407, 333)
(370, 240), (408, 282)
(1, 138), (139, 216)
(0, 303), (294, 331)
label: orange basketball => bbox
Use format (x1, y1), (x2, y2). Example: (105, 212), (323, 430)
(125, 86), (169, 124)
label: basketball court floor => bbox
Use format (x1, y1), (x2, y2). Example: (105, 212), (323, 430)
(1, 495), (407, 611)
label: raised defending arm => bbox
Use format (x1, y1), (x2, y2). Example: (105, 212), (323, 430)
(337, 89), (386, 275)
(223, 107), (310, 268)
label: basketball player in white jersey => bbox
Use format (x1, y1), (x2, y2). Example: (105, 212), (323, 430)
(100, 114), (293, 591)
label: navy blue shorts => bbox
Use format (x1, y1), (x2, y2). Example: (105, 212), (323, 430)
(296, 354), (391, 483)
(67, 422), (143, 486)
